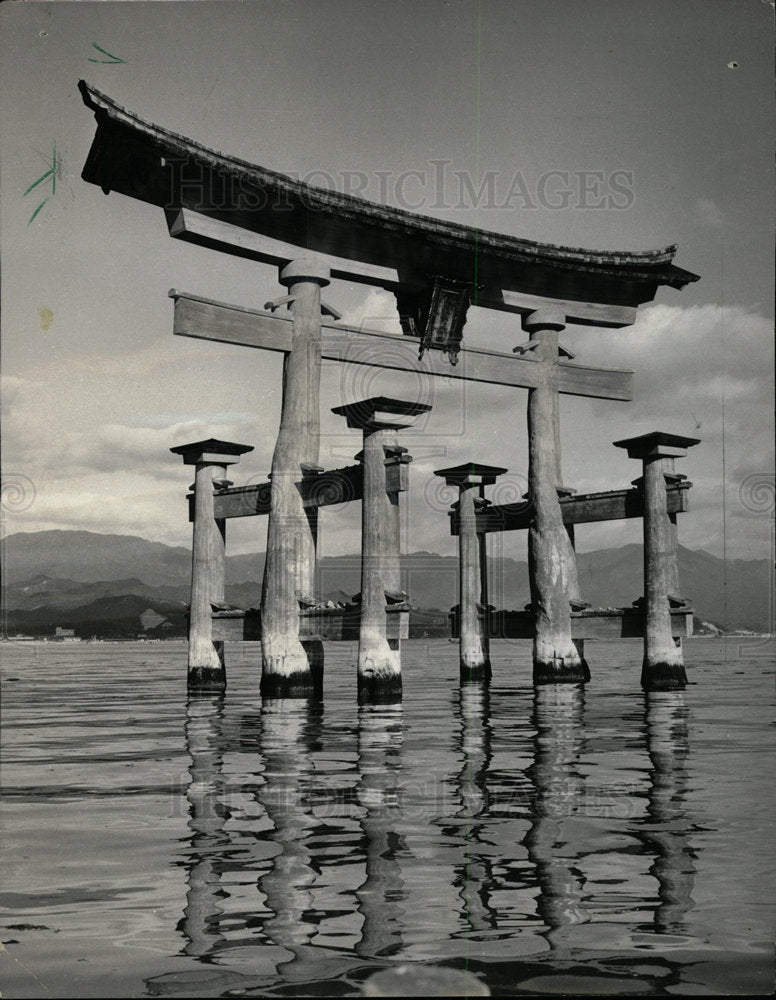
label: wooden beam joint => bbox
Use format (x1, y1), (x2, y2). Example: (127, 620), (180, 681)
(449, 481), (692, 534)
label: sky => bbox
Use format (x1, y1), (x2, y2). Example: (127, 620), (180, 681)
(1, 0), (773, 566)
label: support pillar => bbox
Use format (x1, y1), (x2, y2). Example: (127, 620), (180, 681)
(332, 397), (431, 702)
(434, 463), (506, 683)
(614, 431), (700, 690)
(261, 259), (331, 698)
(522, 308), (588, 684)
(361, 426), (402, 698)
(171, 439), (253, 691)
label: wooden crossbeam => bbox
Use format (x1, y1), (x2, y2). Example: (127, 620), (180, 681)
(169, 209), (639, 328)
(451, 482), (691, 534)
(171, 290), (634, 401)
(455, 607), (694, 640)
(169, 209), (402, 290)
(203, 484), (270, 521)
(189, 464), (366, 521)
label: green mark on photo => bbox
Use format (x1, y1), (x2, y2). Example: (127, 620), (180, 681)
(88, 43), (126, 64)
(24, 144), (58, 227)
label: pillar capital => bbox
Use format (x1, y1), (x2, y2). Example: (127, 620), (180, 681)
(332, 396), (432, 431)
(383, 443), (412, 466)
(434, 462), (507, 490)
(279, 257), (331, 287)
(614, 431), (701, 462)
(170, 438), (254, 466)
(522, 306), (566, 334)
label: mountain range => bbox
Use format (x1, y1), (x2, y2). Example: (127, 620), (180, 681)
(1, 529), (771, 636)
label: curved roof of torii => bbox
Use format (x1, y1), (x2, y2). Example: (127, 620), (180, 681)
(78, 81), (699, 315)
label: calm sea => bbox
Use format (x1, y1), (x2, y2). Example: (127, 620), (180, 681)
(1, 638), (774, 998)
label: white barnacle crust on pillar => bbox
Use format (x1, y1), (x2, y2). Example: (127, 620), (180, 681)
(171, 439), (253, 691)
(614, 431), (700, 690)
(434, 463), (506, 684)
(332, 397), (432, 702)
(522, 308), (589, 684)
(261, 258), (331, 698)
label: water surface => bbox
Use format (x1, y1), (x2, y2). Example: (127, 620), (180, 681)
(1, 638), (774, 996)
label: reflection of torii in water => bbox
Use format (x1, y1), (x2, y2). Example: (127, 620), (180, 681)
(172, 696), (352, 991)
(355, 703), (405, 958)
(523, 684), (590, 952)
(255, 698), (410, 977)
(252, 699), (362, 986)
(254, 698), (322, 981)
(179, 693), (228, 958)
(638, 691), (697, 932)
(449, 685), (498, 933)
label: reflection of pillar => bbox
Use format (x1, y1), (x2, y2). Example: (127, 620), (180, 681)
(332, 397), (432, 701)
(453, 684), (496, 931)
(256, 698), (320, 977)
(434, 464), (506, 684)
(614, 432), (700, 690)
(522, 309), (587, 685)
(355, 703), (405, 958)
(262, 259), (331, 698)
(171, 439), (253, 690)
(641, 690), (696, 932)
(256, 698), (334, 982)
(523, 684), (588, 951)
(181, 693), (227, 957)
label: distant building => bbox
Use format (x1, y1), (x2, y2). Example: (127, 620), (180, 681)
(53, 627), (80, 642)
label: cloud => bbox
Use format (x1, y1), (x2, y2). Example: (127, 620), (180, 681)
(560, 303), (774, 558)
(582, 302), (772, 455)
(338, 287), (402, 334)
(1, 470), (220, 550)
(694, 197), (725, 229)
(3, 295), (772, 562)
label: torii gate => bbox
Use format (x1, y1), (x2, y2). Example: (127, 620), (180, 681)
(439, 432), (700, 691)
(78, 82), (700, 697)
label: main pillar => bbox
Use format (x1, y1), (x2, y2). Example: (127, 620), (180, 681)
(171, 438), (253, 691)
(522, 308), (588, 684)
(332, 397), (431, 702)
(614, 431), (700, 690)
(261, 259), (331, 698)
(434, 463), (506, 683)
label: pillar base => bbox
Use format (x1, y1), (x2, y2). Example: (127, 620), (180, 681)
(187, 664), (226, 692)
(260, 637), (324, 698)
(260, 670), (321, 699)
(187, 640), (225, 691)
(533, 656), (590, 685)
(641, 661), (687, 691)
(460, 662), (491, 685)
(357, 672), (402, 704)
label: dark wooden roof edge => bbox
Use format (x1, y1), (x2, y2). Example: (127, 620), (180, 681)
(78, 81), (699, 289)
(170, 438), (254, 456)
